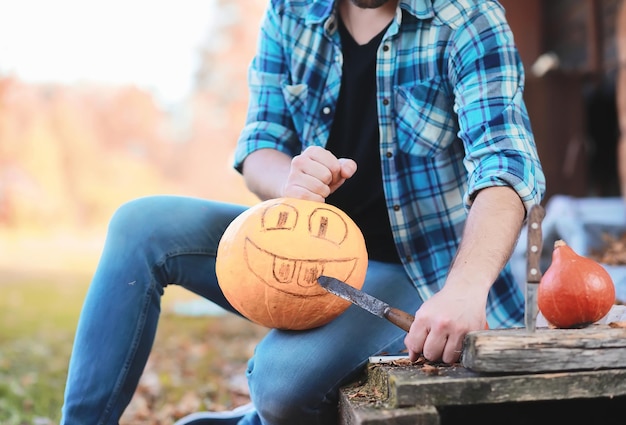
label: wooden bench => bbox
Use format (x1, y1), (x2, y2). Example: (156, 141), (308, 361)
(339, 306), (626, 425)
(338, 358), (626, 425)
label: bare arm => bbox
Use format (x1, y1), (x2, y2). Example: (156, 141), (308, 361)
(241, 146), (357, 202)
(404, 185), (526, 364)
(242, 149), (293, 201)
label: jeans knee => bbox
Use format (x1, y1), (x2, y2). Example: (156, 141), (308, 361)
(249, 380), (313, 424)
(246, 355), (338, 425)
(108, 197), (161, 240)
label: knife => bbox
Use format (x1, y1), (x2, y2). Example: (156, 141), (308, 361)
(318, 275), (414, 332)
(525, 204), (545, 332)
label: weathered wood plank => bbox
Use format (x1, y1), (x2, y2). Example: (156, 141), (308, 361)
(339, 372), (441, 425)
(461, 325), (626, 373)
(338, 387), (439, 425)
(372, 364), (626, 408)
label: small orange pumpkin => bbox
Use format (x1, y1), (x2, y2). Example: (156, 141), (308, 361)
(216, 197), (368, 330)
(537, 239), (615, 328)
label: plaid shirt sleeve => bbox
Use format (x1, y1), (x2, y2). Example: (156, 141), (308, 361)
(233, 2), (303, 172)
(448, 2), (545, 211)
(452, 3), (545, 326)
(381, 2), (545, 327)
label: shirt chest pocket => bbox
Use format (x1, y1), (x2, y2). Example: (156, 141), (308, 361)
(282, 83), (310, 142)
(394, 78), (459, 157)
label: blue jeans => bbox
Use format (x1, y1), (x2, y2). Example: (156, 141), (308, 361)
(60, 195), (422, 425)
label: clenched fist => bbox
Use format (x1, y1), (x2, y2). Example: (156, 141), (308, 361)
(282, 146), (357, 202)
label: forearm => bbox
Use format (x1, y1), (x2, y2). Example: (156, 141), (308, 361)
(446, 186), (526, 294)
(405, 186), (526, 363)
(241, 149), (292, 201)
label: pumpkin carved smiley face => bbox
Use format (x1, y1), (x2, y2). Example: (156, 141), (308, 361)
(245, 201), (361, 296)
(216, 197), (368, 330)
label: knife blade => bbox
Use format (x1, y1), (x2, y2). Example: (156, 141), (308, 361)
(525, 204), (545, 332)
(318, 275), (414, 332)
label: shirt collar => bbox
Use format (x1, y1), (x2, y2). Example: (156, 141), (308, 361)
(306, 0), (436, 24)
(399, 0), (436, 20)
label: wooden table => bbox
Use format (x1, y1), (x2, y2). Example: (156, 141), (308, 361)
(339, 306), (626, 425)
(338, 358), (626, 425)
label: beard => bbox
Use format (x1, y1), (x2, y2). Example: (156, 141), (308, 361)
(349, 0), (391, 8)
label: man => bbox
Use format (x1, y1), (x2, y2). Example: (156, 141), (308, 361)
(61, 0), (545, 424)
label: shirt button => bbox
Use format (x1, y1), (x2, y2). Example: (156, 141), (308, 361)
(322, 106), (332, 115)
(385, 151), (393, 158)
(405, 255), (412, 263)
(393, 205), (400, 211)
(383, 44), (390, 52)
(382, 98), (390, 106)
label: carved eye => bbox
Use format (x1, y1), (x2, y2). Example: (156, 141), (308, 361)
(309, 208), (348, 246)
(261, 203), (298, 231)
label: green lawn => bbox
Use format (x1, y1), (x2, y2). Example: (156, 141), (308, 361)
(0, 272), (88, 424)
(0, 271), (266, 425)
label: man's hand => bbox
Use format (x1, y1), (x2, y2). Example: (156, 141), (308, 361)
(403, 283), (488, 364)
(282, 146), (357, 202)
(403, 186), (526, 365)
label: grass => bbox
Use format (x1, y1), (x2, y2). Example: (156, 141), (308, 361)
(0, 271), (89, 424)
(0, 268), (267, 425)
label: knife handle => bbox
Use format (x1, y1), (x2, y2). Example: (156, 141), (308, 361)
(385, 307), (415, 332)
(526, 204), (545, 284)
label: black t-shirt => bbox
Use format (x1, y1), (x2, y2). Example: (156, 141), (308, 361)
(325, 18), (400, 263)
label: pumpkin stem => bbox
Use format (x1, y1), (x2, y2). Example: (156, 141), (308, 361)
(554, 239), (567, 249)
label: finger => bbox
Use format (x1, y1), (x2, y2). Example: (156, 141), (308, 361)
(442, 335), (465, 364)
(291, 152), (330, 178)
(302, 146), (339, 167)
(283, 172), (331, 201)
(404, 322), (428, 361)
(301, 147), (343, 184)
(408, 349), (421, 362)
(290, 156), (334, 191)
(282, 184), (326, 202)
(301, 145), (329, 159)
(328, 159), (357, 194)
(422, 332), (447, 362)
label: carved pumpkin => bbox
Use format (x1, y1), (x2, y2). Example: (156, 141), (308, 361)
(216, 197), (368, 330)
(537, 240), (616, 328)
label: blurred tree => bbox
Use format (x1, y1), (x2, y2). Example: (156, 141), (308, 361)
(0, 0), (266, 235)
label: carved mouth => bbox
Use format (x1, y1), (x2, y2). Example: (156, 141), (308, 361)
(243, 238), (359, 297)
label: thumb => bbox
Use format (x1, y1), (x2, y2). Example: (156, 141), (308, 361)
(338, 158), (357, 179)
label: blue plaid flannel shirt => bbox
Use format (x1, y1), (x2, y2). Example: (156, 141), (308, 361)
(234, 0), (546, 328)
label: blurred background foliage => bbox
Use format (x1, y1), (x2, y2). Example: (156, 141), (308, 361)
(0, 1), (267, 423)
